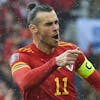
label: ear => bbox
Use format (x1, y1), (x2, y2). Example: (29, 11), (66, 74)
(29, 24), (38, 33)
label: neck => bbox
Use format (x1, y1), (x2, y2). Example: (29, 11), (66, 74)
(33, 40), (55, 54)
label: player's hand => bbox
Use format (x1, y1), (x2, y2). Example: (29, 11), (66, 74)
(56, 48), (83, 67)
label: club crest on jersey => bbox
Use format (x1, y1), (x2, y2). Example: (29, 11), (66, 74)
(10, 53), (19, 65)
(66, 64), (74, 71)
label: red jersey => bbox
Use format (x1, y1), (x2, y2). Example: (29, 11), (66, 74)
(10, 41), (100, 100)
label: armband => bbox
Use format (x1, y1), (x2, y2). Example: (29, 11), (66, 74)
(77, 58), (95, 78)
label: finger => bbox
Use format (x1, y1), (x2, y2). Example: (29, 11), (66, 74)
(68, 50), (82, 55)
(67, 57), (77, 61)
(66, 61), (75, 65)
(67, 53), (78, 58)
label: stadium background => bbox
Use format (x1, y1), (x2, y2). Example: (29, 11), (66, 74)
(0, 0), (100, 99)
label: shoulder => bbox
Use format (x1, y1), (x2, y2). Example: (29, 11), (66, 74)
(16, 44), (34, 54)
(58, 41), (77, 49)
(10, 44), (34, 66)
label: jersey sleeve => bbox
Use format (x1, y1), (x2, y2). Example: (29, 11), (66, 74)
(10, 52), (58, 91)
(76, 55), (100, 93)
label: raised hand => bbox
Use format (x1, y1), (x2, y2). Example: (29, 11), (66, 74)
(56, 48), (82, 67)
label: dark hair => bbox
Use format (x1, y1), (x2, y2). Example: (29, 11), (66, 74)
(27, 3), (54, 25)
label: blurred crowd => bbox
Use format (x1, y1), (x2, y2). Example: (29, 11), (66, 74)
(0, 0), (100, 100)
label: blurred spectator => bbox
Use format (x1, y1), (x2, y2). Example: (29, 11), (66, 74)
(18, 28), (32, 47)
(2, 38), (15, 63)
(39, 0), (76, 11)
(0, 6), (6, 43)
(0, 0), (8, 7)
(89, 0), (100, 18)
(63, 19), (77, 44)
(0, 80), (17, 100)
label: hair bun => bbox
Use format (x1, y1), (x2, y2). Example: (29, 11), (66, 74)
(27, 2), (36, 11)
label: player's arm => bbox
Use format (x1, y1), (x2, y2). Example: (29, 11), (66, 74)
(10, 53), (58, 91)
(76, 55), (100, 93)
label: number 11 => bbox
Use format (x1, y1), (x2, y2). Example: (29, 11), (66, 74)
(54, 77), (69, 96)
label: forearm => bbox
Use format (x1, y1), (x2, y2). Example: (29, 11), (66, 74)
(86, 70), (100, 93)
(12, 58), (57, 91)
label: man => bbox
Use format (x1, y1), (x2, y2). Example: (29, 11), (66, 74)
(10, 3), (100, 100)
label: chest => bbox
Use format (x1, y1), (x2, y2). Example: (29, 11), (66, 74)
(27, 50), (76, 96)
(28, 50), (75, 81)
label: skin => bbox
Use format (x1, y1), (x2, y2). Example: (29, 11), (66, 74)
(29, 10), (59, 54)
(29, 10), (83, 67)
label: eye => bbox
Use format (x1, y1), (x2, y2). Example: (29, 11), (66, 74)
(45, 22), (53, 26)
(55, 20), (59, 24)
(45, 20), (59, 26)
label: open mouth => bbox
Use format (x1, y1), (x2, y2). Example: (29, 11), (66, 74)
(52, 34), (59, 39)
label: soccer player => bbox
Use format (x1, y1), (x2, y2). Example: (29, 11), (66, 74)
(9, 3), (100, 100)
